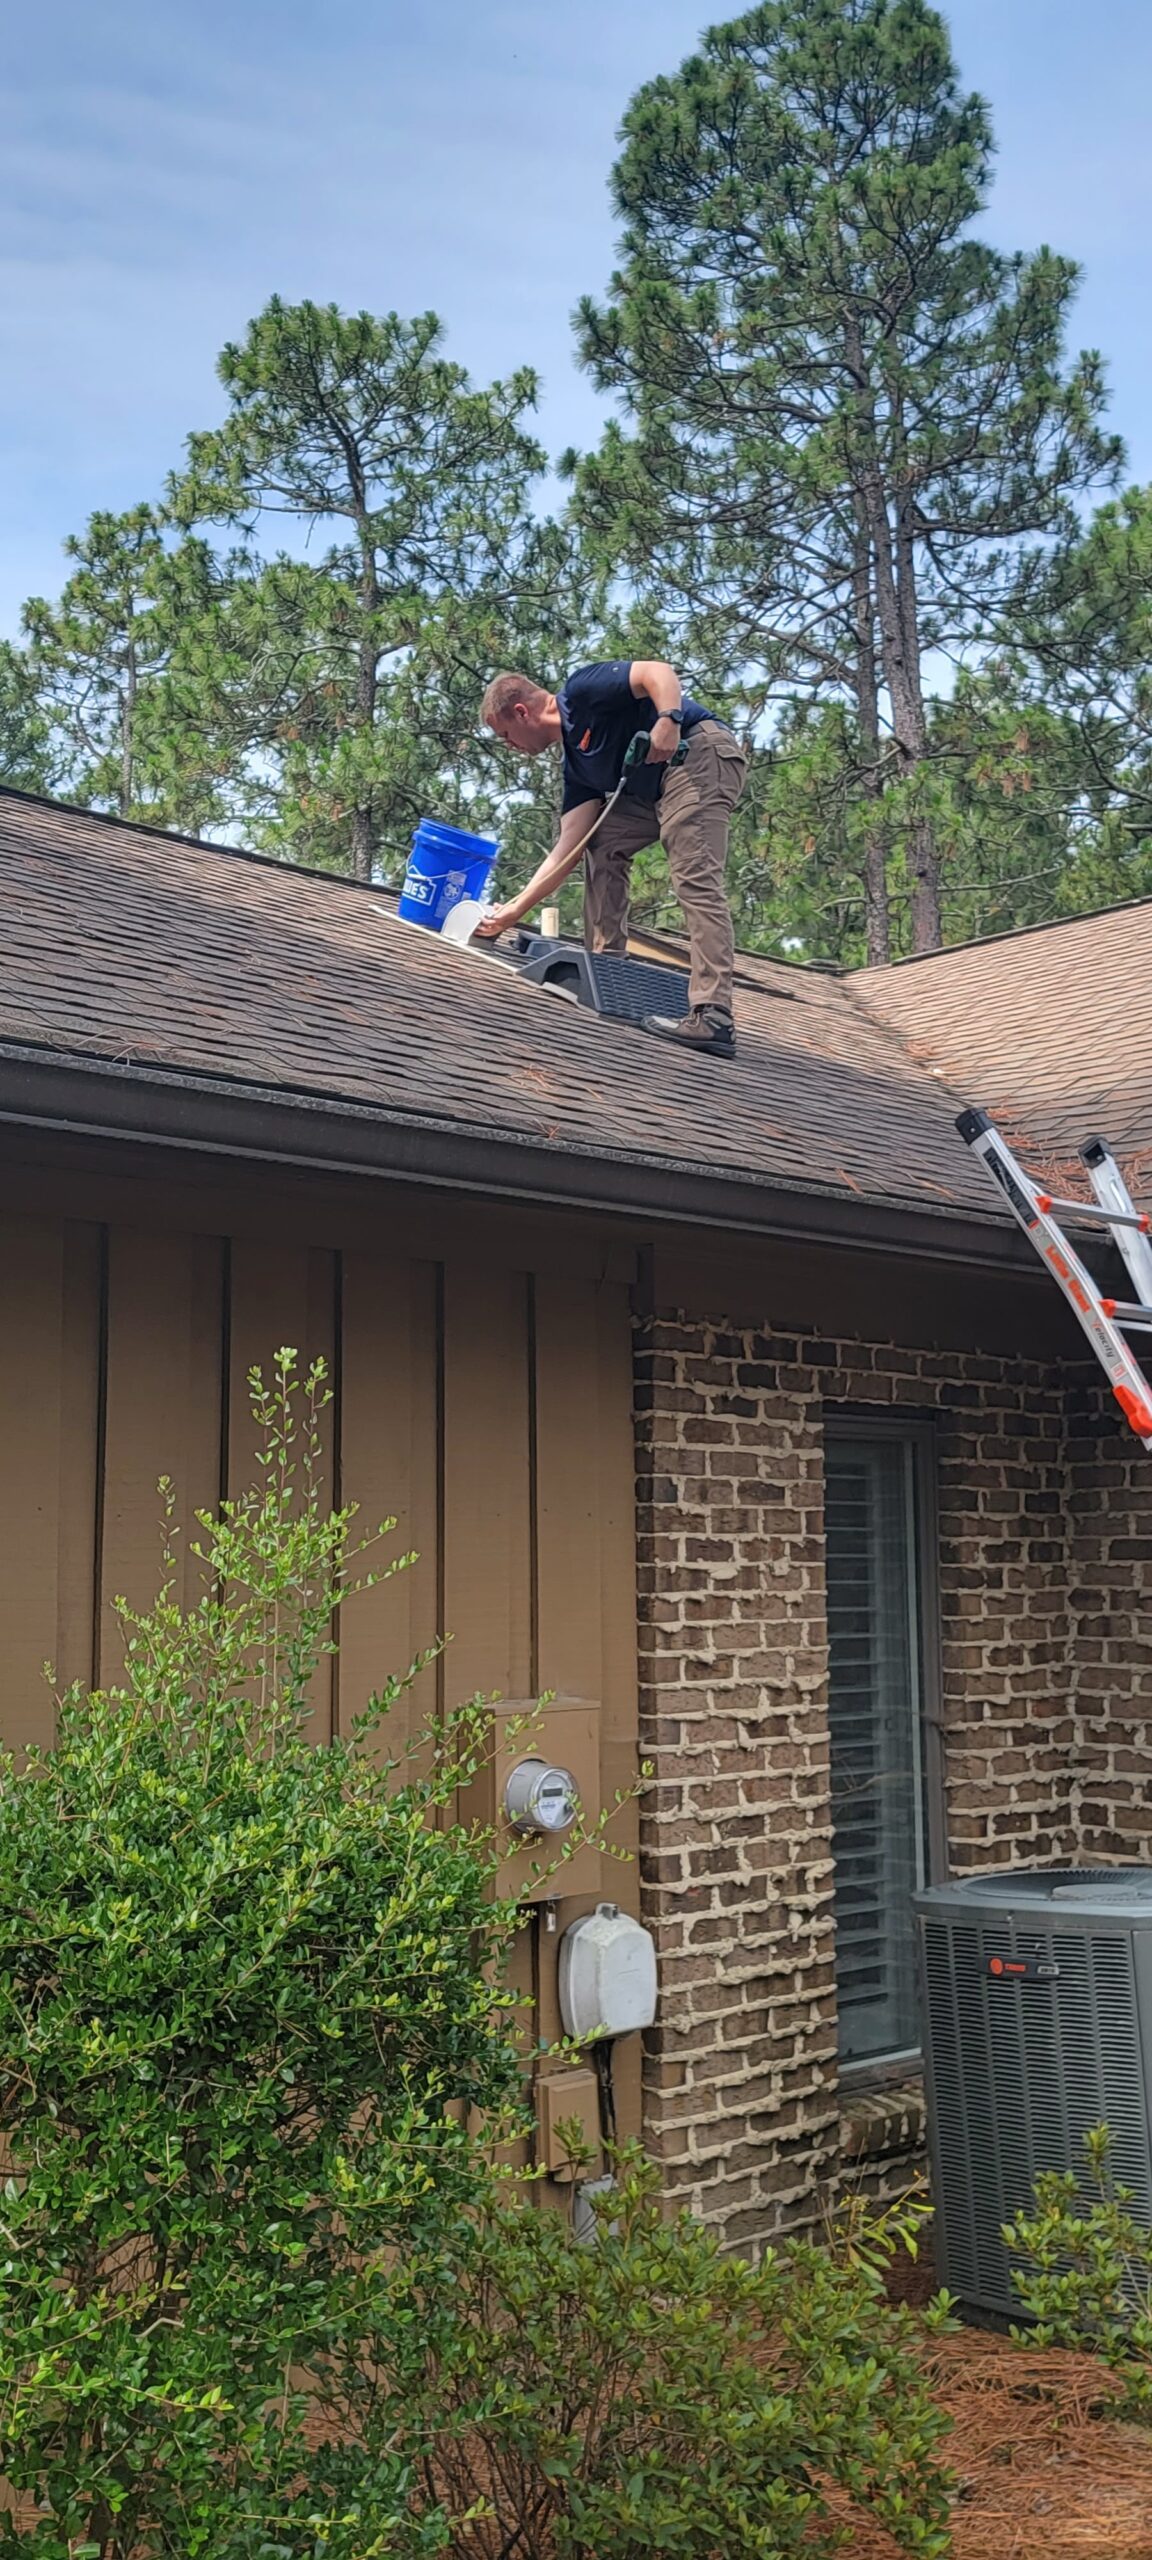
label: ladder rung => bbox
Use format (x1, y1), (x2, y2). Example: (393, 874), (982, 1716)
(1037, 1191), (1151, 1233)
(1102, 1298), (1152, 1325)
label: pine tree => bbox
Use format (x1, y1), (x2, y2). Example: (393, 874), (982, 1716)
(747, 684), (1094, 963)
(20, 508), (223, 826)
(0, 641), (53, 796)
(569, 0), (1120, 955)
(170, 300), (555, 881)
(1009, 483), (1152, 886)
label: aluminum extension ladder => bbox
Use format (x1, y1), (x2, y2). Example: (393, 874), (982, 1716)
(957, 1108), (1152, 1448)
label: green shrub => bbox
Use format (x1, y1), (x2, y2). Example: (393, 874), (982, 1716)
(0, 1353), (519, 2559)
(1004, 2121), (1152, 2406)
(822, 2164), (935, 2282)
(0, 1349), (956, 2558)
(822, 2172), (961, 2335)
(386, 2145), (955, 2560)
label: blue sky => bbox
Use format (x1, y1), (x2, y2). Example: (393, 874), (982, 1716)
(2, 0), (1151, 637)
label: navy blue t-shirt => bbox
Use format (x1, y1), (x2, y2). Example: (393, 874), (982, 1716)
(558, 661), (716, 811)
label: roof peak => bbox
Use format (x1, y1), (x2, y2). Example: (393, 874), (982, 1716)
(0, 782), (404, 904)
(860, 886), (1152, 973)
(7, 778), (1149, 990)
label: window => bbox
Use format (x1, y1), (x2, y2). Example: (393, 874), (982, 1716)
(824, 1431), (937, 2069)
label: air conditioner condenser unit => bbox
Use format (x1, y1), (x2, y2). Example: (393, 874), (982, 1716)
(914, 1866), (1152, 2317)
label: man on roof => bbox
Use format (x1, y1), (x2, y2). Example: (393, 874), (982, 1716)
(477, 659), (747, 1060)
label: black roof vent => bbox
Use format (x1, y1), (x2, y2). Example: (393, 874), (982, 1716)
(502, 933), (692, 1027)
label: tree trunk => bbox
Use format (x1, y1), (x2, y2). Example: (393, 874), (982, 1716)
(120, 609), (137, 819)
(861, 479), (941, 951)
(862, 815), (890, 966)
(845, 330), (942, 953)
(850, 508), (890, 966)
(904, 813), (941, 952)
(351, 495), (380, 884)
(891, 457), (942, 955)
(349, 798), (374, 883)
(860, 475), (924, 751)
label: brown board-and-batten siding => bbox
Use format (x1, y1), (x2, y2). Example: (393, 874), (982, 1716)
(0, 1153), (642, 2169)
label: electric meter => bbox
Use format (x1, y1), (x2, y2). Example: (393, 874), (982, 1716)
(503, 1757), (580, 1837)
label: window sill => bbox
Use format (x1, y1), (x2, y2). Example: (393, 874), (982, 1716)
(839, 2077), (926, 2166)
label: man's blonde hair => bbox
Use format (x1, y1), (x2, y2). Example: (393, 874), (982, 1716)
(481, 670), (549, 727)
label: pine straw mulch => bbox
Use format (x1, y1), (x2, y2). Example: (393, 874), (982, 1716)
(406, 2312), (1152, 2560)
(827, 2328), (1152, 2559)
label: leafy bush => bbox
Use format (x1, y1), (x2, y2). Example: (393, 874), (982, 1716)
(386, 2145), (955, 2560)
(0, 1349), (957, 2558)
(822, 2164), (935, 2283)
(0, 1354), (519, 2559)
(822, 2170), (961, 2336)
(1004, 2121), (1152, 2406)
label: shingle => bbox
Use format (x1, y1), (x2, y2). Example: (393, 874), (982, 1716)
(0, 789), (997, 1221)
(855, 902), (1152, 1188)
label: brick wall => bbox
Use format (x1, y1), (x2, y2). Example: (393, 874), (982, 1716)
(634, 1305), (1134, 2252)
(1066, 1379), (1152, 1858)
(634, 1320), (838, 2246)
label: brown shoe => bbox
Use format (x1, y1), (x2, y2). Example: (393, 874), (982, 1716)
(642, 1004), (735, 1059)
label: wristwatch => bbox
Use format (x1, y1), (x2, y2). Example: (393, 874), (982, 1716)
(660, 707), (685, 724)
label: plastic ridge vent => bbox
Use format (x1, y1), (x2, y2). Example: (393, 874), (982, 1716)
(500, 933), (693, 1027)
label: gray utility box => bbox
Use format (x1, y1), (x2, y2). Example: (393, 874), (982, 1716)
(499, 933), (692, 1028)
(915, 1867), (1152, 2316)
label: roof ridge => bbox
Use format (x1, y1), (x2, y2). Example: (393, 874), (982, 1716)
(858, 886), (1152, 973)
(5, 786), (1149, 974)
(0, 789), (855, 975)
(0, 783), (403, 903)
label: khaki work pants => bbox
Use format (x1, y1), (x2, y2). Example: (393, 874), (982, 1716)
(583, 721), (747, 1014)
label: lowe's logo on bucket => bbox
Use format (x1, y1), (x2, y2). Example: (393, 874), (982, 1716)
(399, 817), (499, 935)
(400, 870), (436, 909)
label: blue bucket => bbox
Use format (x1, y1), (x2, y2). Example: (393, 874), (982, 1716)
(398, 817), (499, 932)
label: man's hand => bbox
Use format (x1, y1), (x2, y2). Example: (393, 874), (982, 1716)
(646, 715), (683, 764)
(474, 900), (525, 940)
(472, 800), (603, 942)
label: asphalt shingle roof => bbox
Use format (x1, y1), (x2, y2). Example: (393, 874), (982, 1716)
(856, 901), (1152, 1186)
(8, 785), (1138, 1234)
(0, 787), (999, 1228)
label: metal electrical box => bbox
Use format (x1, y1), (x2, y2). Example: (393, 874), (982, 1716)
(915, 1867), (1152, 2316)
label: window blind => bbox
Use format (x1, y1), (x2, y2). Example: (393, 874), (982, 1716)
(824, 1436), (926, 2065)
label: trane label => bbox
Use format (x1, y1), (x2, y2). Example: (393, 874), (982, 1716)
(986, 1953), (1061, 1982)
